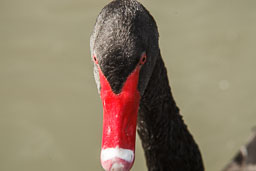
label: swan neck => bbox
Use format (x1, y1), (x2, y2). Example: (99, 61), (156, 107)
(137, 56), (204, 170)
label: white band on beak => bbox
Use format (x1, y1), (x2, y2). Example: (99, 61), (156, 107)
(101, 147), (134, 163)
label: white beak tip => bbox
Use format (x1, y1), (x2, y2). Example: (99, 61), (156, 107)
(101, 157), (133, 171)
(101, 148), (134, 171)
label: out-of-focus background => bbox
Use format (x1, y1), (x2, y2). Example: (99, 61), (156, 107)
(1, 0), (256, 170)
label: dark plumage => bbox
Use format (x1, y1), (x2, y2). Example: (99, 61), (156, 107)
(91, 0), (256, 170)
(223, 130), (256, 171)
(138, 58), (204, 171)
(90, 0), (159, 95)
(90, 0), (204, 170)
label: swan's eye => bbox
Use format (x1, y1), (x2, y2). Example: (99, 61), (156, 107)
(93, 55), (98, 64)
(139, 53), (147, 65)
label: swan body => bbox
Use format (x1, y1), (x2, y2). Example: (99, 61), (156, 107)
(223, 131), (256, 171)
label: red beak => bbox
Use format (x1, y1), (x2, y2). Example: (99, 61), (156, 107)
(98, 65), (141, 171)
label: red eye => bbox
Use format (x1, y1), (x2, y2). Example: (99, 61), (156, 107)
(93, 55), (98, 64)
(139, 53), (147, 65)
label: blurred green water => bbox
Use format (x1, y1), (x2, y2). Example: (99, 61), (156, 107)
(0, 0), (256, 170)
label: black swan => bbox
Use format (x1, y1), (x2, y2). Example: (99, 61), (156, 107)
(89, 0), (255, 170)
(223, 129), (256, 171)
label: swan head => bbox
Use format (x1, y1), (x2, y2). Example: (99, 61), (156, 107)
(90, 0), (160, 170)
